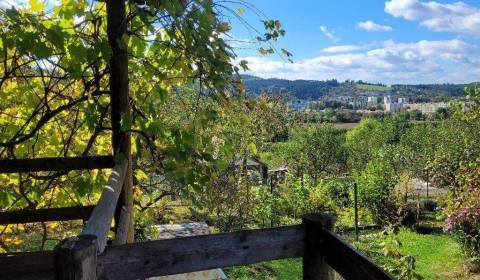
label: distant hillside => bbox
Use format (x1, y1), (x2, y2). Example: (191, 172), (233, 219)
(242, 75), (469, 102)
(242, 75), (343, 100)
(355, 83), (389, 92)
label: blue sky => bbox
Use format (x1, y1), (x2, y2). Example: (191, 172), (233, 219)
(227, 0), (480, 84)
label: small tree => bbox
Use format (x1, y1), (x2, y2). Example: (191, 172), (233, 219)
(354, 158), (398, 225)
(283, 125), (346, 183)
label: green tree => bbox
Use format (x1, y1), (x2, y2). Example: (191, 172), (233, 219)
(0, 0), (288, 248)
(354, 158), (398, 224)
(346, 117), (407, 169)
(283, 125), (346, 182)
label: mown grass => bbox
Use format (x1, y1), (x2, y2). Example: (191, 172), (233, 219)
(394, 229), (467, 279)
(349, 228), (478, 280)
(224, 258), (302, 280)
(225, 228), (478, 280)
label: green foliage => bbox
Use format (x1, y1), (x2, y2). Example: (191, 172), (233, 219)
(346, 117), (407, 168)
(281, 125), (346, 181)
(355, 83), (390, 91)
(243, 75), (467, 102)
(444, 185), (480, 264)
(0, 0), (290, 249)
(354, 158), (399, 224)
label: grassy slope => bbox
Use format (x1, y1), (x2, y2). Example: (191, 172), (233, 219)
(225, 229), (477, 280)
(356, 83), (390, 91)
(395, 229), (466, 279)
(352, 228), (472, 280)
(224, 259), (302, 280)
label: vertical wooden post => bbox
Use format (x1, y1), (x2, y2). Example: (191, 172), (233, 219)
(303, 213), (335, 280)
(54, 235), (98, 280)
(106, 0), (134, 242)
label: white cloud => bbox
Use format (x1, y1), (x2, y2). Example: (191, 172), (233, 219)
(319, 26), (339, 42)
(385, 0), (480, 36)
(0, 0), (27, 9)
(322, 44), (374, 54)
(356, 20), (393, 32)
(240, 39), (479, 84)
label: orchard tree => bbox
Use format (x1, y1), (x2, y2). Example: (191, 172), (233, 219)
(0, 0), (288, 249)
(283, 125), (346, 183)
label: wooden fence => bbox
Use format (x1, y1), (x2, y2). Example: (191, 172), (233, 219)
(0, 163), (394, 280)
(0, 1), (394, 279)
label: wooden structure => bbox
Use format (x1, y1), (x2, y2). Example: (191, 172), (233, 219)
(0, 211), (394, 280)
(0, 0), (394, 279)
(151, 223), (227, 280)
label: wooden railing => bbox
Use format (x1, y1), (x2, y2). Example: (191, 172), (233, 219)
(0, 156), (115, 173)
(0, 211), (394, 280)
(53, 162), (128, 279)
(0, 158), (393, 280)
(0, 206), (95, 225)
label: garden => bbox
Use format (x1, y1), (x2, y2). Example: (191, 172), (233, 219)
(0, 1), (479, 279)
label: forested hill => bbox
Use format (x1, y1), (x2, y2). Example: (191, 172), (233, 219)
(242, 75), (470, 102)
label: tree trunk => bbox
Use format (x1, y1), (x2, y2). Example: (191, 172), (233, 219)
(106, 0), (134, 243)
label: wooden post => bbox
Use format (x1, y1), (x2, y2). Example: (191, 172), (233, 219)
(303, 213), (335, 280)
(81, 163), (128, 253)
(112, 206), (130, 245)
(106, 0), (134, 243)
(54, 235), (98, 280)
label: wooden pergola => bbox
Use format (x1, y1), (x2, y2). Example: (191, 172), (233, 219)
(0, 1), (394, 279)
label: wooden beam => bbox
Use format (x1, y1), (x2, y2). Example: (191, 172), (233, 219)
(0, 156), (114, 173)
(97, 225), (305, 280)
(0, 251), (54, 279)
(303, 213), (335, 280)
(323, 230), (395, 280)
(81, 162), (127, 253)
(0, 206), (94, 225)
(106, 0), (134, 243)
(54, 235), (97, 280)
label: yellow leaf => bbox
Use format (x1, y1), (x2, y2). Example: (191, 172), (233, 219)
(134, 169), (149, 181)
(48, 221), (60, 230)
(29, 0), (45, 12)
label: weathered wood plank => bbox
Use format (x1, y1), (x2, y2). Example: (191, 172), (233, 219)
(98, 225), (305, 280)
(0, 250), (54, 279)
(81, 162), (127, 253)
(0, 205), (94, 225)
(303, 213), (335, 280)
(0, 155), (114, 173)
(54, 235), (97, 280)
(323, 230), (395, 280)
(0, 271), (54, 280)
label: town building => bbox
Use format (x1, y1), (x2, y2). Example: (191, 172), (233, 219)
(367, 96), (378, 103)
(403, 102), (449, 114)
(385, 102), (402, 113)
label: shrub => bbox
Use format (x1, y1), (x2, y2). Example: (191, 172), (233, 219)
(443, 187), (480, 264)
(281, 176), (336, 220)
(354, 160), (399, 225)
(398, 202), (419, 228)
(419, 199), (437, 212)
